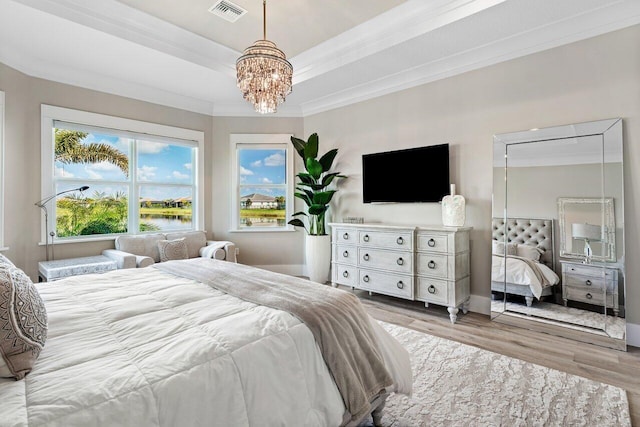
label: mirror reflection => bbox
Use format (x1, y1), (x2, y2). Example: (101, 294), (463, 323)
(491, 119), (625, 350)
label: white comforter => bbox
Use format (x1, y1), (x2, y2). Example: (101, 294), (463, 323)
(0, 266), (411, 427)
(491, 255), (560, 299)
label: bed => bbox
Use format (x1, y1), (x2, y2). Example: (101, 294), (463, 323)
(491, 218), (560, 306)
(0, 257), (412, 427)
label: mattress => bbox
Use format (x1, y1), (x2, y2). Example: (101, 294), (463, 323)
(0, 263), (411, 427)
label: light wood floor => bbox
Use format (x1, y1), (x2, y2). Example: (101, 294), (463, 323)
(351, 289), (640, 425)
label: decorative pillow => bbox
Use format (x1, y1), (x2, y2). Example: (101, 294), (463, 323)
(0, 264), (48, 380)
(516, 244), (543, 262)
(158, 238), (189, 262)
(492, 240), (516, 256)
(0, 253), (15, 268)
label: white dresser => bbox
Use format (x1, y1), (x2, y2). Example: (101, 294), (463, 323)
(560, 260), (619, 316)
(329, 223), (471, 323)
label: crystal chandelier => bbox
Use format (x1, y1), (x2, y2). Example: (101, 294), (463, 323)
(236, 0), (293, 114)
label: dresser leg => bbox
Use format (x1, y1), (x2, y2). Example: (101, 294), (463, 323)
(563, 299), (568, 307)
(462, 297), (470, 314)
(447, 306), (459, 324)
(331, 282), (338, 288)
(424, 302), (429, 308)
(369, 291), (373, 296)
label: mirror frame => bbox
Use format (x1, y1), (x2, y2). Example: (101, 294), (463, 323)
(491, 118), (625, 350)
(558, 197), (616, 262)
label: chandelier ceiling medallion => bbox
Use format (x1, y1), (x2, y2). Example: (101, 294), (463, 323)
(236, 0), (293, 114)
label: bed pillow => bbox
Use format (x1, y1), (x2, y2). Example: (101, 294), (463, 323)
(0, 264), (48, 380)
(492, 241), (516, 256)
(158, 238), (189, 262)
(516, 244), (543, 262)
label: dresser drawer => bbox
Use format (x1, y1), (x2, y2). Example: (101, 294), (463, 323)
(333, 244), (357, 265)
(562, 264), (618, 281)
(358, 269), (413, 299)
(565, 286), (614, 307)
(416, 253), (449, 279)
(358, 247), (413, 274)
(332, 263), (356, 286)
(334, 228), (357, 244)
(358, 230), (413, 250)
(416, 233), (448, 253)
(564, 274), (616, 292)
(416, 277), (449, 305)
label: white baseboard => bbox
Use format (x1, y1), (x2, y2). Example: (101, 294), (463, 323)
(626, 323), (640, 348)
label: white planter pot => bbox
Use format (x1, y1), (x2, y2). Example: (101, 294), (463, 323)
(305, 234), (331, 284)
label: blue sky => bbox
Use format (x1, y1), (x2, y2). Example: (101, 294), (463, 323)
(55, 131), (194, 200)
(239, 148), (286, 198)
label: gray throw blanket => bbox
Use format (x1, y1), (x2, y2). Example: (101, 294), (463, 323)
(155, 258), (393, 425)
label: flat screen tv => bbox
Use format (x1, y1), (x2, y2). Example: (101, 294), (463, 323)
(362, 144), (450, 203)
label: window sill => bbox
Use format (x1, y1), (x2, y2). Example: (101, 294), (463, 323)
(38, 235), (116, 245)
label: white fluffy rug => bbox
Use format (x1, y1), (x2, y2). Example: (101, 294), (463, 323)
(379, 321), (630, 427)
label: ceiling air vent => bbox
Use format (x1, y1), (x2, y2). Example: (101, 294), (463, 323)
(208, 0), (247, 23)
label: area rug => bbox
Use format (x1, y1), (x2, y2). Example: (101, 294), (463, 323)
(379, 321), (630, 427)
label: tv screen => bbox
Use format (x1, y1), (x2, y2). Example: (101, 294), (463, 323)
(362, 144), (450, 203)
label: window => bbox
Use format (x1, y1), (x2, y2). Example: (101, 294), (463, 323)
(41, 105), (204, 242)
(230, 134), (293, 231)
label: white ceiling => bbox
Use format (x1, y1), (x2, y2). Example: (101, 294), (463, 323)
(1, 0), (640, 117)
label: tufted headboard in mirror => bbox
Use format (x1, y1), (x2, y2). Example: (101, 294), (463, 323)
(492, 218), (554, 269)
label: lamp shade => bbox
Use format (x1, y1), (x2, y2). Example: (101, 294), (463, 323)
(572, 223), (602, 241)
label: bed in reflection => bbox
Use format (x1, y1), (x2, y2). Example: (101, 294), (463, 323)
(491, 218), (559, 306)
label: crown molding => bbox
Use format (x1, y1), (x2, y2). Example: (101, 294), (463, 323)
(300, 1), (640, 117)
(291, 0), (506, 85)
(211, 102), (303, 118)
(15, 0), (239, 77)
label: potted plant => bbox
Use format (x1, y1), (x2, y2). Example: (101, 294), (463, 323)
(288, 133), (346, 283)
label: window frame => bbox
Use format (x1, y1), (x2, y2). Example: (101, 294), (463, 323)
(40, 105), (204, 243)
(0, 91), (5, 250)
(230, 134), (294, 233)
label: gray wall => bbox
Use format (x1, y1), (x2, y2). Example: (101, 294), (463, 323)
(304, 25), (640, 321)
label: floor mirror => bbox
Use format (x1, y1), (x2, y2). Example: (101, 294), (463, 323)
(491, 118), (626, 350)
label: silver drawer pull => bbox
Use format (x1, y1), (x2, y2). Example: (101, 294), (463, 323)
(343, 271), (349, 278)
(585, 279), (592, 286)
(343, 250), (349, 258)
(397, 257), (404, 266)
(586, 293), (593, 300)
(397, 281), (404, 289)
(343, 232), (349, 240)
(428, 238), (436, 247)
(428, 285), (436, 294)
(363, 253), (370, 261)
(428, 260), (436, 269)
(397, 236), (404, 245)
(363, 234), (370, 242)
(363, 275), (370, 283)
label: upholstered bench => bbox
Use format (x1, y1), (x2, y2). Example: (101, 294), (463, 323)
(38, 255), (117, 282)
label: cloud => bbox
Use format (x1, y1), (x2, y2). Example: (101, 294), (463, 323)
(261, 177), (273, 184)
(137, 165), (158, 181)
(137, 141), (169, 154)
(240, 166), (254, 176)
(251, 160), (262, 167)
(172, 171), (189, 180)
(184, 163), (192, 170)
(87, 161), (120, 172)
(55, 167), (74, 178)
(264, 152), (285, 166)
(84, 166), (103, 180)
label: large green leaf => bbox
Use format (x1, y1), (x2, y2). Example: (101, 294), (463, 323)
(287, 218), (307, 232)
(296, 173), (316, 185)
(313, 190), (336, 206)
(321, 172), (341, 187)
(306, 158), (323, 179)
(290, 136), (306, 159)
(291, 211), (308, 218)
(308, 204), (328, 216)
(319, 148), (338, 172)
(294, 192), (312, 206)
(304, 133), (319, 160)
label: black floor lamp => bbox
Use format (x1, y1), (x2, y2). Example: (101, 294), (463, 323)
(35, 185), (89, 261)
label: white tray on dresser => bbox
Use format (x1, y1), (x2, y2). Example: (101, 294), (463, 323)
(329, 222), (472, 324)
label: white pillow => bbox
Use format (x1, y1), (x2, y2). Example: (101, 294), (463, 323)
(492, 240), (516, 256)
(516, 244), (543, 262)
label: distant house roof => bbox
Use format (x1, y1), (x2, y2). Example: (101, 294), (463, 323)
(240, 193), (276, 202)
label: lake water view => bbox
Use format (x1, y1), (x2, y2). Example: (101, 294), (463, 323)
(141, 214), (192, 231)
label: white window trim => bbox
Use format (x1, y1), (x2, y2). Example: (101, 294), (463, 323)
(230, 134), (294, 232)
(40, 104), (205, 244)
(0, 91), (5, 250)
